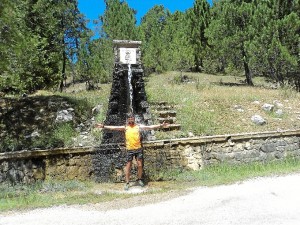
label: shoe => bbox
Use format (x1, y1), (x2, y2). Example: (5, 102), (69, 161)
(137, 179), (145, 187)
(124, 183), (130, 191)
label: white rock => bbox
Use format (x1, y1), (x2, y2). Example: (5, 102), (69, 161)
(262, 103), (274, 112)
(275, 109), (284, 116)
(251, 115), (266, 125)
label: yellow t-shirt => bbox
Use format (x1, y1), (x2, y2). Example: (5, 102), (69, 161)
(125, 125), (142, 150)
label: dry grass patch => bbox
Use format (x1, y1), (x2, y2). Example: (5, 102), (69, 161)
(146, 72), (300, 136)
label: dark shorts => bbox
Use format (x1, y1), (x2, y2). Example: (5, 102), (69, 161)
(126, 148), (143, 162)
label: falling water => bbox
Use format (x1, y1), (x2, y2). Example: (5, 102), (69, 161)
(128, 63), (133, 113)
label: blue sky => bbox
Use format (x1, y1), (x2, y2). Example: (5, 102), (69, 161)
(78, 0), (213, 35)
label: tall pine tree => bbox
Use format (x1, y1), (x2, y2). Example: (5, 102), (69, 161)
(160, 11), (194, 72)
(139, 5), (170, 73)
(187, 0), (210, 72)
(206, 0), (254, 85)
(248, 0), (300, 87)
(0, 0), (89, 93)
(101, 0), (138, 40)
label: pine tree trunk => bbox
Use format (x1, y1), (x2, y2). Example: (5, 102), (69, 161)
(60, 49), (66, 92)
(242, 47), (253, 86)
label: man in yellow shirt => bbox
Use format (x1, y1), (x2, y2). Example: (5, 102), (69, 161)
(96, 114), (168, 190)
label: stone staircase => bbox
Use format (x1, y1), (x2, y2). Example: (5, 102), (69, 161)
(151, 101), (181, 131)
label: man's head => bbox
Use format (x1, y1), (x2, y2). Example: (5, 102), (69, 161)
(127, 114), (135, 125)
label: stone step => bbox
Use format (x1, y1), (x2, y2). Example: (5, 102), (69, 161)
(158, 117), (177, 124)
(151, 101), (175, 108)
(155, 105), (174, 110)
(151, 101), (180, 131)
(160, 124), (181, 131)
(155, 101), (168, 106)
(157, 110), (177, 118)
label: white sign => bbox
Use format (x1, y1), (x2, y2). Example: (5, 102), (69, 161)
(119, 48), (137, 64)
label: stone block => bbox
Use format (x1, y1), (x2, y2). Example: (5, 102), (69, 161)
(247, 150), (260, 158)
(33, 167), (45, 180)
(260, 143), (276, 153)
(68, 158), (77, 166)
(66, 166), (78, 179)
(277, 140), (287, 147)
(234, 152), (244, 161)
(236, 143), (244, 150)
(187, 162), (200, 170)
(1, 161), (9, 172)
(245, 142), (251, 150)
(274, 151), (284, 159)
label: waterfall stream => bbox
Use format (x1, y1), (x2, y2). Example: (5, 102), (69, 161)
(128, 63), (133, 113)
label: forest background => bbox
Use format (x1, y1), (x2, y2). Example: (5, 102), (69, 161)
(0, 0), (299, 94)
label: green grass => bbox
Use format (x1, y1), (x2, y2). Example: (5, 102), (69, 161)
(59, 84), (111, 123)
(1, 157), (300, 212)
(145, 72), (300, 137)
(148, 157), (300, 191)
(175, 157), (300, 186)
(0, 180), (130, 212)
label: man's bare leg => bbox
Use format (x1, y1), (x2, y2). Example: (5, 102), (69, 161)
(124, 161), (132, 190)
(125, 161), (132, 183)
(137, 158), (143, 180)
(137, 158), (144, 187)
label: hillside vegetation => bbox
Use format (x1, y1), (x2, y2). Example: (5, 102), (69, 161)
(1, 72), (300, 152)
(0, 84), (111, 152)
(146, 72), (300, 139)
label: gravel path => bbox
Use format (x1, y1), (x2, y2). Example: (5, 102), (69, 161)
(1, 173), (300, 225)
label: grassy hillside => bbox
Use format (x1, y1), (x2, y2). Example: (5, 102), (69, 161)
(145, 72), (300, 138)
(1, 72), (300, 151)
(0, 85), (111, 152)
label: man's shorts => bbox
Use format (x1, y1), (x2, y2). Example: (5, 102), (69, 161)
(126, 148), (143, 162)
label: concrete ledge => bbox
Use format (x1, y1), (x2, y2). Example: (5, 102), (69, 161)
(0, 147), (93, 160)
(1, 129), (300, 184)
(145, 129), (300, 145)
(1, 129), (300, 160)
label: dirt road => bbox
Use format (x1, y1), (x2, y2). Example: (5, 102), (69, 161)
(1, 173), (300, 225)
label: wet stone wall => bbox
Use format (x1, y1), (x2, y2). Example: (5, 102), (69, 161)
(0, 148), (94, 184)
(1, 130), (300, 184)
(0, 159), (45, 184)
(101, 64), (128, 144)
(92, 145), (127, 182)
(93, 40), (154, 181)
(100, 63), (153, 144)
(94, 62), (154, 181)
(44, 154), (93, 180)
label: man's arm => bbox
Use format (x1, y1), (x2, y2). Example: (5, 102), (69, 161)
(139, 122), (169, 130)
(95, 123), (125, 131)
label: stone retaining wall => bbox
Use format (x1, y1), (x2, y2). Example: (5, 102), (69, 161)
(1, 130), (300, 184)
(0, 148), (94, 184)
